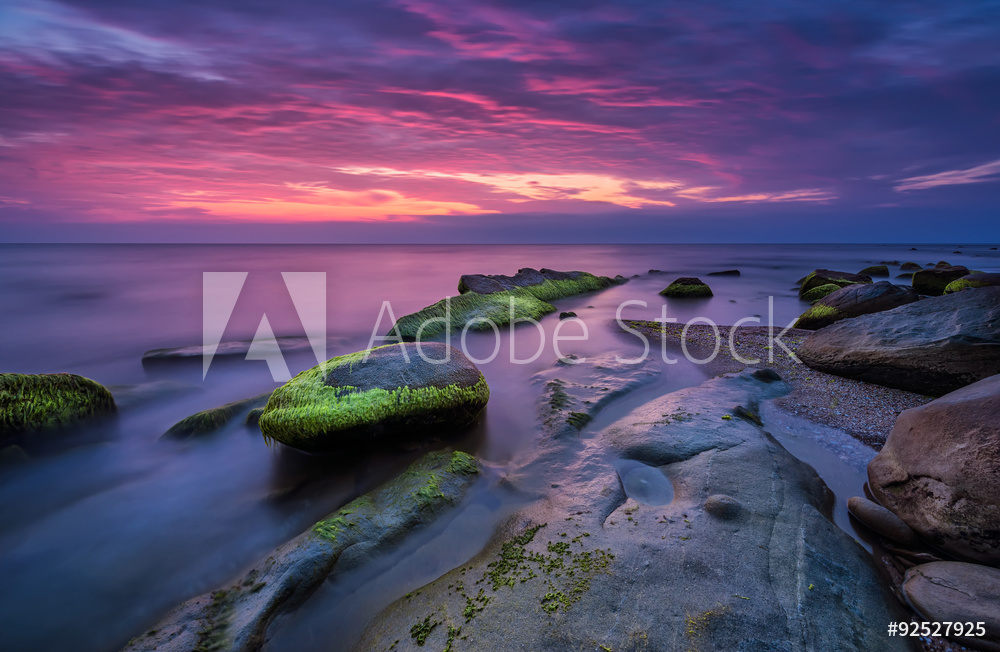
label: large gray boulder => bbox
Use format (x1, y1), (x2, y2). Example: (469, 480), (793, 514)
(798, 287), (1000, 396)
(869, 374), (1000, 566)
(902, 562), (1000, 649)
(794, 281), (919, 330)
(258, 343), (489, 453)
(357, 371), (907, 652)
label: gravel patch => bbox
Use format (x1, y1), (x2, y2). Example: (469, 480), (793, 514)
(624, 321), (932, 449)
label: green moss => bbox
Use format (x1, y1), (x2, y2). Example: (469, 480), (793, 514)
(409, 614), (440, 646)
(164, 393), (271, 439)
(800, 283), (840, 303)
(312, 451), (478, 543)
(258, 346), (489, 451)
(793, 303), (842, 329)
(193, 590), (234, 652)
(0, 373), (116, 437)
(943, 278), (990, 294)
(566, 412), (592, 429)
(394, 273), (615, 340)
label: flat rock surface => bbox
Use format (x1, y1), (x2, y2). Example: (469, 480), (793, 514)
(356, 372), (908, 652)
(903, 562), (1000, 648)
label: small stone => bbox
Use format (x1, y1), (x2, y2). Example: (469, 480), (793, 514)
(847, 496), (921, 546)
(705, 494), (742, 519)
(752, 369), (782, 383)
(559, 311), (578, 319)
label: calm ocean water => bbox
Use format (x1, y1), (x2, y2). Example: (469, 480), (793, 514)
(1, 243), (997, 651)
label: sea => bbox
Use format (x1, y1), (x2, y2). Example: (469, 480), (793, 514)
(1, 243), (997, 651)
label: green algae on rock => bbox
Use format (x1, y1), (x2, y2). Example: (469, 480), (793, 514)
(121, 450), (480, 652)
(162, 392), (272, 439)
(944, 272), (1000, 294)
(794, 281), (919, 330)
(259, 343), (489, 453)
(798, 269), (872, 298)
(912, 264), (969, 296)
(393, 268), (623, 340)
(0, 373), (116, 438)
(659, 277), (713, 298)
(800, 283), (841, 303)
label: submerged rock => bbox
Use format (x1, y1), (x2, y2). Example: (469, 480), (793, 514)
(793, 281), (919, 330)
(859, 265), (890, 276)
(615, 459), (673, 505)
(912, 264), (969, 296)
(797, 287), (1000, 395)
(358, 372), (907, 652)
(944, 272), (1000, 294)
(659, 276), (713, 298)
(899, 262), (922, 271)
(121, 450), (480, 652)
(393, 268), (622, 339)
(798, 269), (872, 299)
(558, 311), (577, 319)
(902, 562), (1000, 649)
(162, 393), (272, 440)
(259, 343), (489, 453)
(0, 373), (116, 438)
(707, 269), (741, 276)
(868, 374), (1000, 565)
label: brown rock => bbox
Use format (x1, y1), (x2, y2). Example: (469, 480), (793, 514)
(903, 562), (1000, 648)
(912, 265), (969, 296)
(847, 496), (921, 546)
(869, 373), (1000, 565)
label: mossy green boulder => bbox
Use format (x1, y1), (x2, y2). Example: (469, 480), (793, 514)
(798, 269), (872, 299)
(1, 373), (116, 438)
(393, 268), (623, 340)
(944, 273), (1000, 294)
(900, 262), (922, 272)
(259, 343), (489, 453)
(659, 277), (713, 298)
(163, 392), (272, 439)
(800, 283), (841, 302)
(859, 264), (890, 276)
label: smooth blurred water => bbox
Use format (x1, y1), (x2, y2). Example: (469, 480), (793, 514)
(0, 243), (997, 652)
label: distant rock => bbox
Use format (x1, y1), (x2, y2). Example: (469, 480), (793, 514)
(899, 262), (922, 271)
(879, 260), (901, 266)
(868, 373), (1000, 565)
(912, 264), (970, 296)
(798, 269), (872, 299)
(558, 311), (578, 319)
(895, 273), (913, 280)
(800, 283), (841, 302)
(1, 373), (116, 439)
(902, 562), (1000, 648)
(707, 269), (741, 277)
(793, 281), (919, 330)
(859, 265), (890, 276)
(259, 343), (489, 453)
(944, 272), (1000, 294)
(394, 268), (622, 339)
(797, 287), (1000, 395)
(659, 277), (713, 298)
(142, 336), (319, 363)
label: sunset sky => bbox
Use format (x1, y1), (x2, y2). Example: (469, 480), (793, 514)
(1, 0), (998, 242)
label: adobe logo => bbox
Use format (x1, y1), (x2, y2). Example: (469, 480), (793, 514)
(202, 272), (327, 382)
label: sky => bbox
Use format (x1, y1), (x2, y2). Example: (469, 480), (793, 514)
(0, 0), (998, 243)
